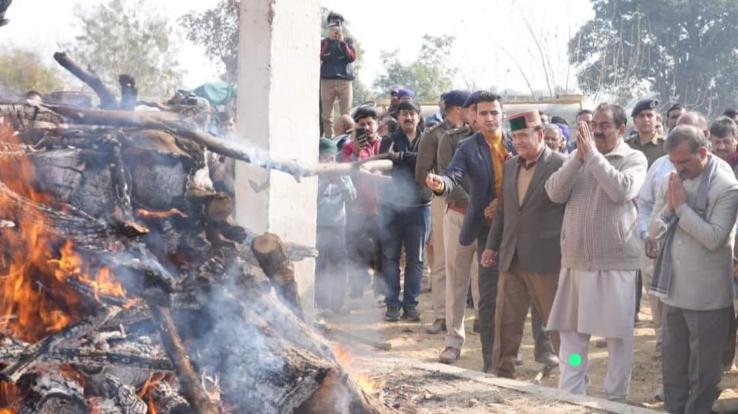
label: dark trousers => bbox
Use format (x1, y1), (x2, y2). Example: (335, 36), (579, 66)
(662, 304), (731, 414)
(723, 303), (736, 367)
(476, 227), (500, 372)
(380, 204), (431, 309)
(531, 305), (555, 359)
(315, 227), (347, 311)
(345, 211), (381, 297)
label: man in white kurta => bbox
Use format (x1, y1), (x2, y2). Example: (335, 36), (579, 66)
(545, 103), (647, 400)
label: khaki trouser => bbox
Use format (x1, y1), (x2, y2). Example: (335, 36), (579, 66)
(492, 259), (559, 378)
(430, 196), (446, 320)
(443, 208), (479, 349)
(320, 79), (352, 137)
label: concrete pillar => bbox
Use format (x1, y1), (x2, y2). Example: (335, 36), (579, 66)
(235, 0), (320, 311)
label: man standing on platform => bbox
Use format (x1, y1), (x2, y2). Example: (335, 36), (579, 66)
(425, 92), (509, 371)
(545, 103), (647, 401)
(480, 110), (565, 378)
(415, 90), (471, 335)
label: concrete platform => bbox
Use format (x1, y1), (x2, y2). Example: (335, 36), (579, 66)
(360, 355), (659, 413)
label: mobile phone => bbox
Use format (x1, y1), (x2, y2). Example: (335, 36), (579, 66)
(355, 127), (368, 147)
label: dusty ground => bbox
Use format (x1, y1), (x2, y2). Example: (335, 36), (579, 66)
(322, 286), (738, 412)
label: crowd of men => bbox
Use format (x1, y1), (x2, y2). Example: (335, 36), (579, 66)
(316, 10), (738, 413)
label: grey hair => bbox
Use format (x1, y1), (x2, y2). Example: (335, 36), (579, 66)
(665, 124), (709, 153)
(543, 124), (562, 138)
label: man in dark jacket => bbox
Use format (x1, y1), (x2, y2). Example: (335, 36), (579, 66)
(426, 91), (509, 371)
(379, 100), (432, 322)
(320, 12), (357, 137)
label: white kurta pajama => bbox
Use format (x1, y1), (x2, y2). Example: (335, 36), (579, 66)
(544, 140), (647, 400)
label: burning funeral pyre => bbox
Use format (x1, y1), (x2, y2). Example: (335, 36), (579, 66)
(0, 53), (392, 414)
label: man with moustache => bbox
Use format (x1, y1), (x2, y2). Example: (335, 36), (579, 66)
(628, 98), (665, 167)
(545, 103), (647, 400)
(379, 100), (431, 322)
(425, 92), (509, 371)
(415, 90), (471, 335)
(650, 125), (738, 413)
(480, 111), (566, 378)
(709, 117), (738, 169)
(666, 103), (687, 132)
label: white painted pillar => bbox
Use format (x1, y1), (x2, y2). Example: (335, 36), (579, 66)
(235, 0), (320, 310)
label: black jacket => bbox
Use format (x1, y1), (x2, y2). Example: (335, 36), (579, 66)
(379, 130), (432, 208)
(320, 38), (356, 80)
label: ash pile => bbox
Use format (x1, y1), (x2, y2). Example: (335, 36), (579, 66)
(0, 52), (390, 414)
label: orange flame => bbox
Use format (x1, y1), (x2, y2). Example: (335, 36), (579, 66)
(331, 345), (376, 393)
(0, 122), (129, 343)
(138, 372), (173, 414)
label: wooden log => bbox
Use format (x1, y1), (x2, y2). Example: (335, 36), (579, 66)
(149, 381), (191, 414)
(38, 103), (393, 180)
(53, 52), (118, 110)
(251, 232), (303, 318)
(0, 305), (121, 383)
(87, 374), (147, 414)
(295, 368), (388, 414)
(18, 371), (88, 414)
(147, 303), (219, 414)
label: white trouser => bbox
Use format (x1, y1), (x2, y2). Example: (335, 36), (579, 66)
(443, 207), (479, 349)
(558, 330), (634, 400)
(430, 196), (446, 320)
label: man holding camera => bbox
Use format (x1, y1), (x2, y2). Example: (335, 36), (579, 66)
(342, 106), (383, 299)
(320, 12), (357, 137)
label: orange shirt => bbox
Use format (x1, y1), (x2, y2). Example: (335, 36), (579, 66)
(484, 130), (506, 195)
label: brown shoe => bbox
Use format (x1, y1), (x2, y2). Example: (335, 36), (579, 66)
(473, 318), (480, 334)
(439, 347), (460, 364)
(426, 318), (446, 334)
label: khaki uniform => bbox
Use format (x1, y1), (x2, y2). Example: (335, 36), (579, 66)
(415, 120), (454, 320)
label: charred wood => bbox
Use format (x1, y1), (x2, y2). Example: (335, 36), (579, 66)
(147, 303), (219, 414)
(53, 52), (118, 110)
(38, 103), (393, 180)
(0, 305), (121, 383)
(251, 232), (303, 318)
(87, 374), (147, 414)
(18, 371), (88, 414)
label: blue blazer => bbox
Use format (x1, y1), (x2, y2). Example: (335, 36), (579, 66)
(439, 132), (498, 246)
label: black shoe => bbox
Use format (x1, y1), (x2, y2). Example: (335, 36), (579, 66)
(402, 305), (421, 322)
(385, 305), (401, 322)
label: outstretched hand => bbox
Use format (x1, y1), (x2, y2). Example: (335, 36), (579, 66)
(426, 173), (445, 192)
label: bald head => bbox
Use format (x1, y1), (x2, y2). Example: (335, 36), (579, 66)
(676, 111), (709, 139)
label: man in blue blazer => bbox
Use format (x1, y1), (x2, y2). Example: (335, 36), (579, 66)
(426, 91), (509, 371)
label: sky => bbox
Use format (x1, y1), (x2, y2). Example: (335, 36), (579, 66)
(0, 0), (595, 94)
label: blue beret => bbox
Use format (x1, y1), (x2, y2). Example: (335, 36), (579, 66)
(443, 90), (472, 108)
(631, 98), (659, 117)
(397, 88), (415, 99)
(463, 90), (483, 108)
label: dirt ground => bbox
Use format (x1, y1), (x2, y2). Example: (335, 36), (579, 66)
(323, 285), (738, 412)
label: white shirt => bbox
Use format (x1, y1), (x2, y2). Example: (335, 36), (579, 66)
(637, 154), (734, 239)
